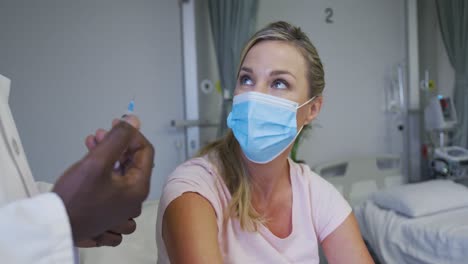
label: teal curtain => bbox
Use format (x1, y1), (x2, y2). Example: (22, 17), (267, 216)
(207, 0), (259, 137)
(435, 0), (468, 146)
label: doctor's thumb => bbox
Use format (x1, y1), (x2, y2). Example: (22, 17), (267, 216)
(113, 114), (141, 130)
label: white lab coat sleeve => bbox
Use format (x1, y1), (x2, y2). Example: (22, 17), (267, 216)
(0, 192), (75, 264)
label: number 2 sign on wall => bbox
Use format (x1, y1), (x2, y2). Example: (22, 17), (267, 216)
(325, 7), (334, 24)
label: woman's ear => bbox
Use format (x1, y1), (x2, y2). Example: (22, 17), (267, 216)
(303, 96), (323, 125)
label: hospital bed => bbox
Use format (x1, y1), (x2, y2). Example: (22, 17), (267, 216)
(313, 156), (468, 264)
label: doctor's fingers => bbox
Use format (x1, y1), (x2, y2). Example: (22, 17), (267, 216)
(86, 130), (134, 169)
(84, 115), (141, 151)
(85, 129), (107, 151)
(114, 114), (141, 130)
(85, 122), (139, 173)
(109, 218), (137, 235)
(93, 232), (123, 247)
(85, 130), (105, 149)
(75, 219), (136, 248)
(117, 135), (154, 201)
(76, 239), (99, 248)
(85, 135), (96, 150)
(90, 122), (154, 191)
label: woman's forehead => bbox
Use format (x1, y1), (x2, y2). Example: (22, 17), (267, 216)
(242, 41), (306, 76)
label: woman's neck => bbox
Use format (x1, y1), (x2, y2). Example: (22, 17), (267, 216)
(244, 151), (291, 207)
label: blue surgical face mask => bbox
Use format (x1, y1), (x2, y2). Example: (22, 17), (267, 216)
(227, 91), (315, 164)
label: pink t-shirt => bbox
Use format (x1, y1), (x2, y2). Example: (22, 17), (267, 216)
(156, 157), (351, 264)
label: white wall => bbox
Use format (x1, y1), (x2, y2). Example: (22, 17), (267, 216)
(256, 0), (407, 166)
(0, 0), (186, 200)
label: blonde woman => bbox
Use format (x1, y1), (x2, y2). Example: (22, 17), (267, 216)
(156, 21), (373, 264)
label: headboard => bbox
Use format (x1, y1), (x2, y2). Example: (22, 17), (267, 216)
(312, 155), (405, 206)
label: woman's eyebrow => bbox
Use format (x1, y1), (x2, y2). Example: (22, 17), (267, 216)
(240, 67), (253, 73)
(270, 70), (296, 79)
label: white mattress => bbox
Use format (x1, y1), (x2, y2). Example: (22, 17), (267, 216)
(355, 201), (468, 264)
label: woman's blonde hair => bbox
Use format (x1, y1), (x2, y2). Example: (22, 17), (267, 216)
(198, 21), (325, 231)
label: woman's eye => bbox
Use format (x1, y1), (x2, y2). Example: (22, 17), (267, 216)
(240, 75), (254, 86)
(272, 79), (288, 89)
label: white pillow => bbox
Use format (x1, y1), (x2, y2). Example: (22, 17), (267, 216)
(371, 180), (468, 218)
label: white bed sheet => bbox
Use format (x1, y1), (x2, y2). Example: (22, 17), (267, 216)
(355, 201), (468, 264)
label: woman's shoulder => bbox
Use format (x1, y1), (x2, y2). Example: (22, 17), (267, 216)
(290, 159), (345, 201)
(167, 155), (220, 183)
(159, 155), (227, 221)
(162, 155), (228, 203)
(290, 159), (352, 241)
(156, 156), (226, 260)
